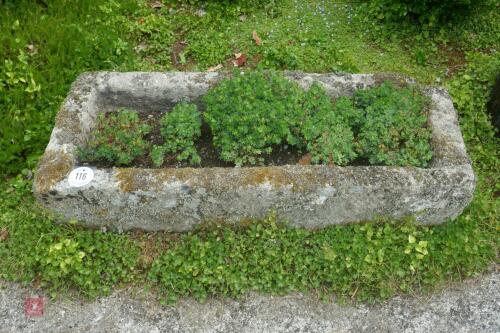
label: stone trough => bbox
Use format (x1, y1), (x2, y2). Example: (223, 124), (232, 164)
(33, 72), (475, 232)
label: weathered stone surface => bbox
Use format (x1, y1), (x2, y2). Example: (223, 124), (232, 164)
(1, 271), (499, 332)
(33, 72), (475, 231)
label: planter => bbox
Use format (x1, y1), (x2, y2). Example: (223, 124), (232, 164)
(33, 72), (475, 232)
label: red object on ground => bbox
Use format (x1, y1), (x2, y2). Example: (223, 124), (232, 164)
(24, 297), (44, 317)
(233, 53), (247, 67)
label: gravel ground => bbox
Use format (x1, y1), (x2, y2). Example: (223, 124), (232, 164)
(1, 270), (498, 333)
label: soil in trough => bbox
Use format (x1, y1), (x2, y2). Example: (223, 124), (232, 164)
(85, 110), (305, 169)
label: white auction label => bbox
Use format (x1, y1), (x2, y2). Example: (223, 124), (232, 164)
(68, 167), (94, 187)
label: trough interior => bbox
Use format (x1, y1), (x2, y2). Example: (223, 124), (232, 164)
(88, 76), (437, 168)
(95, 81), (209, 114)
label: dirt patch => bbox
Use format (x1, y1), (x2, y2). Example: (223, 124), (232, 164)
(170, 40), (187, 67)
(170, 40), (197, 70)
(437, 43), (467, 77)
(130, 230), (181, 268)
(0, 228), (9, 242)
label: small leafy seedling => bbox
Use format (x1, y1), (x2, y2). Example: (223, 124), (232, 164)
(78, 108), (151, 165)
(152, 102), (202, 167)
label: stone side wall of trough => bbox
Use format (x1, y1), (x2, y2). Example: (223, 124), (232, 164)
(33, 72), (476, 232)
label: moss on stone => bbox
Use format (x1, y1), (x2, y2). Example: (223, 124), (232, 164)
(372, 73), (412, 88)
(115, 165), (326, 194)
(34, 150), (74, 193)
(55, 107), (82, 136)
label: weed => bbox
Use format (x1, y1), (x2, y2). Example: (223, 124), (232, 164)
(361, 0), (488, 27)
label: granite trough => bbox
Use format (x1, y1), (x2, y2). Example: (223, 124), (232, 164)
(33, 72), (476, 231)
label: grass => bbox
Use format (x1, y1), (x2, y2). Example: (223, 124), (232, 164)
(0, 0), (140, 174)
(0, 0), (498, 303)
(131, 1), (443, 81)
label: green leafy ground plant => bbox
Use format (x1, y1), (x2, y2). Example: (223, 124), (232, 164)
(0, 0), (139, 174)
(78, 78), (431, 168)
(0, 176), (139, 298)
(356, 0), (498, 70)
(361, 0), (487, 27)
(78, 109), (151, 165)
(151, 102), (202, 166)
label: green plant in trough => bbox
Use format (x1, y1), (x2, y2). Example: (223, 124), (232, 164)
(300, 83), (357, 165)
(355, 82), (433, 167)
(151, 102), (202, 167)
(334, 96), (366, 135)
(203, 70), (304, 166)
(78, 108), (151, 165)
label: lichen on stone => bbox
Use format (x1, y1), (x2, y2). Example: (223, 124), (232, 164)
(33, 150), (74, 193)
(372, 73), (413, 88)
